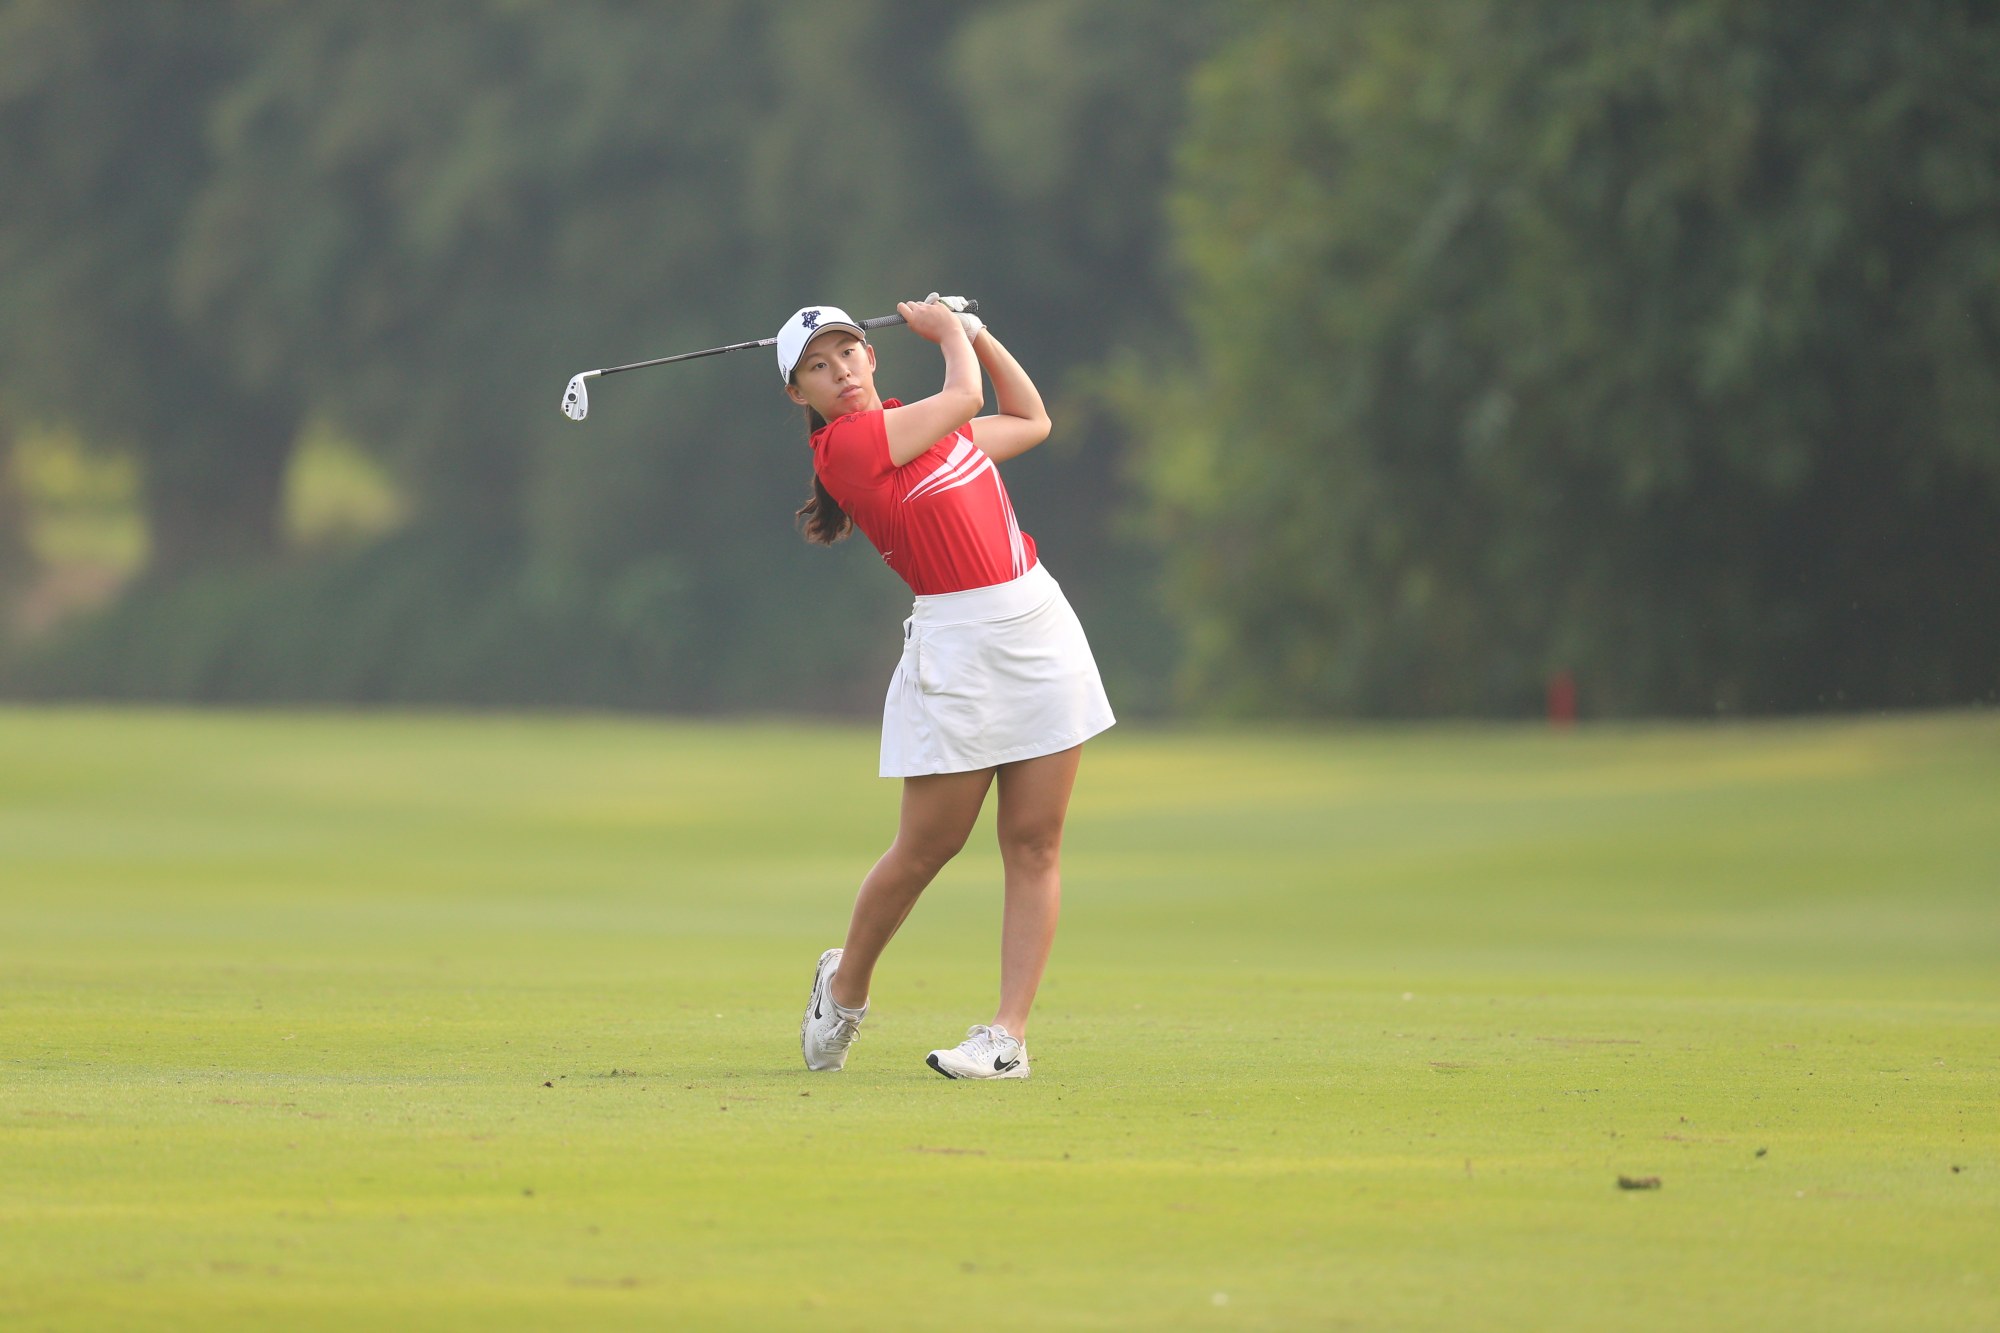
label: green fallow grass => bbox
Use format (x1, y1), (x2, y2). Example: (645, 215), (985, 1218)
(1, 706), (1995, 1330)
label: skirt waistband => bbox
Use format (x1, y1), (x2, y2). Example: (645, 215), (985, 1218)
(909, 562), (1056, 628)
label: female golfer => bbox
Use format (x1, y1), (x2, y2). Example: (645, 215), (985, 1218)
(778, 295), (1115, 1079)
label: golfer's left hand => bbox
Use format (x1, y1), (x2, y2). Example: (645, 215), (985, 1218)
(926, 292), (985, 341)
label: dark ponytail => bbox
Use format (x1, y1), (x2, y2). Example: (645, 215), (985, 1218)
(792, 402), (853, 545)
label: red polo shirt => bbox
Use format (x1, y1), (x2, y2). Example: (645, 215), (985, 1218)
(811, 399), (1037, 595)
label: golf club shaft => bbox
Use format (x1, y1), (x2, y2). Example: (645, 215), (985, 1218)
(561, 300), (977, 421)
(593, 311), (911, 379)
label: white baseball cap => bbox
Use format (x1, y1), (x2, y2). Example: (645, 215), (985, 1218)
(776, 305), (867, 382)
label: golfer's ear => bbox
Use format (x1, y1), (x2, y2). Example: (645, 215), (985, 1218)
(784, 383), (807, 407)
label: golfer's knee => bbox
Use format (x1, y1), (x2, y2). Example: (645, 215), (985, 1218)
(999, 823), (1062, 875)
(897, 827), (970, 876)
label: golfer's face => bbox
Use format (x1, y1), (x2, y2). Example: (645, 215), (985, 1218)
(791, 333), (876, 417)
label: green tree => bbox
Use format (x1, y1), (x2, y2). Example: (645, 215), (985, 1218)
(0, 1), (300, 573)
(1148, 0), (2000, 715)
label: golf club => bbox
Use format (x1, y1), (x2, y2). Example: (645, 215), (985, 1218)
(560, 299), (979, 422)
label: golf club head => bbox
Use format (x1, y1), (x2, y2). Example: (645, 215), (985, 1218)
(561, 373), (591, 421)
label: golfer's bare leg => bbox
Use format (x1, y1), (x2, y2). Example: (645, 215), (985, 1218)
(992, 745), (1082, 1039)
(828, 768), (994, 1010)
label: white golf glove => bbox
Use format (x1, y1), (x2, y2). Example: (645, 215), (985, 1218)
(925, 292), (984, 340)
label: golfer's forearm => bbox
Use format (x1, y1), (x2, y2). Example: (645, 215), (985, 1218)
(975, 333), (1048, 427)
(938, 329), (984, 412)
(888, 330), (984, 463)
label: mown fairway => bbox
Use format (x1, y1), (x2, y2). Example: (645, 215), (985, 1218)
(1, 707), (1995, 1330)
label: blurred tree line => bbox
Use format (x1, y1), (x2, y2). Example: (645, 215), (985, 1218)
(1150, 0), (2000, 714)
(0, 0), (1216, 709)
(0, 0), (1993, 717)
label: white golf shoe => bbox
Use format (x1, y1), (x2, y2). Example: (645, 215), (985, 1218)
(801, 948), (866, 1071)
(926, 1024), (1029, 1080)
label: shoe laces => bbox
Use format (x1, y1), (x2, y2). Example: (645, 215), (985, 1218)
(957, 1024), (1012, 1057)
(823, 1012), (862, 1051)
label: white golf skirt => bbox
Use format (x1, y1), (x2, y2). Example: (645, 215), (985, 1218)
(880, 562), (1116, 777)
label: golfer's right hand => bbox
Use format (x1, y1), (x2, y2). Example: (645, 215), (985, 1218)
(899, 299), (967, 345)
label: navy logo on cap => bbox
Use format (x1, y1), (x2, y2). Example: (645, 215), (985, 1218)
(801, 309), (821, 330)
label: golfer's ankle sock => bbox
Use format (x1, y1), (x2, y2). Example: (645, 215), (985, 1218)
(831, 997), (867, 1020)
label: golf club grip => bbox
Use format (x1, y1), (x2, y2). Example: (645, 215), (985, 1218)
(859, 298), (979, 333)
